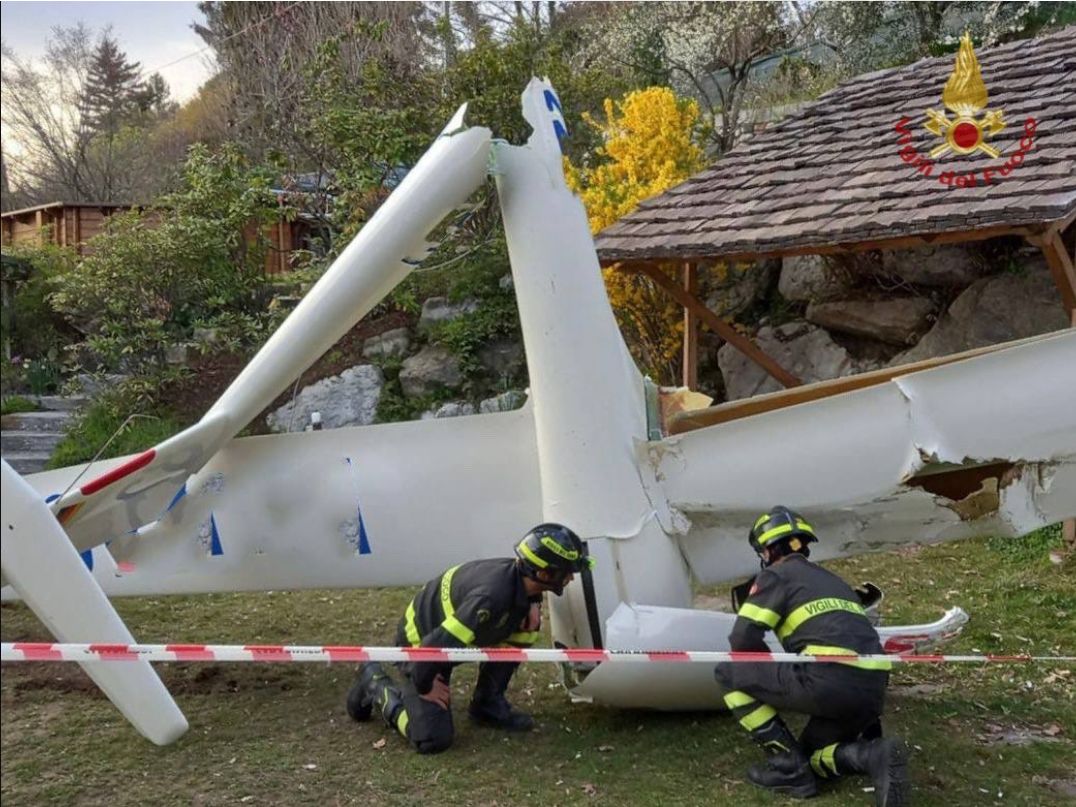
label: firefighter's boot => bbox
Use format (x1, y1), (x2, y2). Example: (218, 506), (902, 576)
(468, 662), (534, 732)
(834, 738), (909, 807)
(746, 717), (818, 799)
(345, 662), (385, 722)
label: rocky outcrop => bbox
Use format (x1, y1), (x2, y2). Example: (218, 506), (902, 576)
(417, 297), (479, 332)
(893, 258), (1069, 364)
(702, 259), (779, 318)
(477, 339), (525, 381)
(267, 364), (383, 432)
(881, 244), (983, 287)
(806, 298), (935, 346)
(421, 401), (476, 420)
(777, 255), (853, 302)
(718, 322), (862, 401)
(362, 327), (411, 360)
(399, 345), (463, 397)
(479, 390), (527, 413)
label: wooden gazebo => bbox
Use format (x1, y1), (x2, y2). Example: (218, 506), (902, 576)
(595, 26), (1075, 394)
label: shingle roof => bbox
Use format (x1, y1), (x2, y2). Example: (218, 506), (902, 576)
(595, 26), (1076, 263)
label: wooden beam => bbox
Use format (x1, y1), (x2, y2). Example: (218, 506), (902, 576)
(622, 262), (801, 389)
(601, 223), (1032, 268)
(682, 262), (698, 390)
(666, 331), (1062, 435)
(1033, 229), (1076, 325)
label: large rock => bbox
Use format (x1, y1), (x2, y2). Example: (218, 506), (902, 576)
(892, 258), (1069, 364)
(266, 364), (383, 432)
(399, 345), (463, 396)
(421, 401), (476, 420)
(477, 339), (525, 380)
(806, 298), (935, 346)
(702, 259), (778, 318)
(362, 327), (411, 360)
(778, 255), (853, 302)
(479, 390), (527, 413)
(718, 322), (858, 401)
(881, 244), (982, 287)
(418, 296), (479, 332)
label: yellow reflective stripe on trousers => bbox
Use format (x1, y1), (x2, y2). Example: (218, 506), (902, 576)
(777, 597), (867, 640)
(810, 743), (839, 778)
(723, 690), (756, 709)
(438, 565), (476, 644)
(738, 602), (781, 628)
(739, 703), (778, 731)
(802, 644), (892, 670)
(396, 709), (410, 738)
(404, 600), (421, 646)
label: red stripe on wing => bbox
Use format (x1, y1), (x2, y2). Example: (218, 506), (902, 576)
(80, 449), (157, 496)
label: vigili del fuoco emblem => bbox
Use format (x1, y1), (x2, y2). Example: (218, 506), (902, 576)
(924, 32), (1006, 158)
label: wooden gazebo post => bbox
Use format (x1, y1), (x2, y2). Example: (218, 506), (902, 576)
(682, 262), (698, 389)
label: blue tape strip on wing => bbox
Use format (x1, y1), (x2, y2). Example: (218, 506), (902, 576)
(553, 120), (568, 141)
(45, 493), (60, 503)
(166, 484), (187, 512)
(209, 513), (224, 556)
(543, 89), (562, 112)
(357, 508), (372, 555)
(81, 549), (94, 571)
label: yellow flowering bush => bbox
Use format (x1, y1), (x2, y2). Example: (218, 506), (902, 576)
(566, 87), (706, 382)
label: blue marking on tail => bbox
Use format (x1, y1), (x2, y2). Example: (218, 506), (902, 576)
(209, 513), (224, 556)
(553, 119), (568, 141)
(543, 89), (562, 112)
(81, 549), (94, 571)
(46, 493), (60, 503)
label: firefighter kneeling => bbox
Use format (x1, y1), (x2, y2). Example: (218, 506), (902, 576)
(345, 523), (592, 754)
(715, 507), (909, 806)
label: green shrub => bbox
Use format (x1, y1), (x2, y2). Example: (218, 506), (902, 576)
(49, 145), (282, 373)
(1, 242), (80, 364)
(1, 395), (38, 416)
(47, 391), (183, 469)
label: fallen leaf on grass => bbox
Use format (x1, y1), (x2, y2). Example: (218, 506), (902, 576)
(582, 783), (598, 796)
(598, 745), (615, 752)
(372, 738), (387, 749)
(1042, 724), (1063, 737)
(303, 763), (317, 770)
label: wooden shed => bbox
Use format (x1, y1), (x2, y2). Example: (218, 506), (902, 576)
(0, 202), (134, 255)
(594, 27), (1076, 395)
(1, 200), (308, 275)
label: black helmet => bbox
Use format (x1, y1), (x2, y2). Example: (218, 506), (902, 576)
(748, 506), (817, 559)
(515, 523), (594, 580)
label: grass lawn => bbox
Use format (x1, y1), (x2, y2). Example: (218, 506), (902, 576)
(2, 529), (1073, 806)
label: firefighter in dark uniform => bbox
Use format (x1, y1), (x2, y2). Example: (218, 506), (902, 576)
(714, 506), (909, 806)
(345, 523), (593, 754)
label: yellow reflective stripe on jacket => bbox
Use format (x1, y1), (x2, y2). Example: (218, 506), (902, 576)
(738, 602), (781, 629)
(438, 565), (476, 644)
(404, 600), (421, 647)
(739, 703), (777, 731)
(777, 597), (867, 640)
(802, 644), (892, 670)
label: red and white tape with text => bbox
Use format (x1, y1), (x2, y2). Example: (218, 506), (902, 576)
(3, 643), (1073, 665)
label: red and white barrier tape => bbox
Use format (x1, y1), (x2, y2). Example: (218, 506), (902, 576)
(2, 642), (1073, 665)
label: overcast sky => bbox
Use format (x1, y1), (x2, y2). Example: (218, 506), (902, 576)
(1, 1), (215, 102)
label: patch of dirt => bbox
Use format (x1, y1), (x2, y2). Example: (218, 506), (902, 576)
(891, 683), (947, 698)
(975, 721), (1066, 746)
(692, 593), (735, 613)
(1032, 776), (1076, 799)
(158, 310), (415, 433)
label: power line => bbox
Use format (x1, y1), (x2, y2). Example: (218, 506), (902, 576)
(135, 2), (303, 84)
